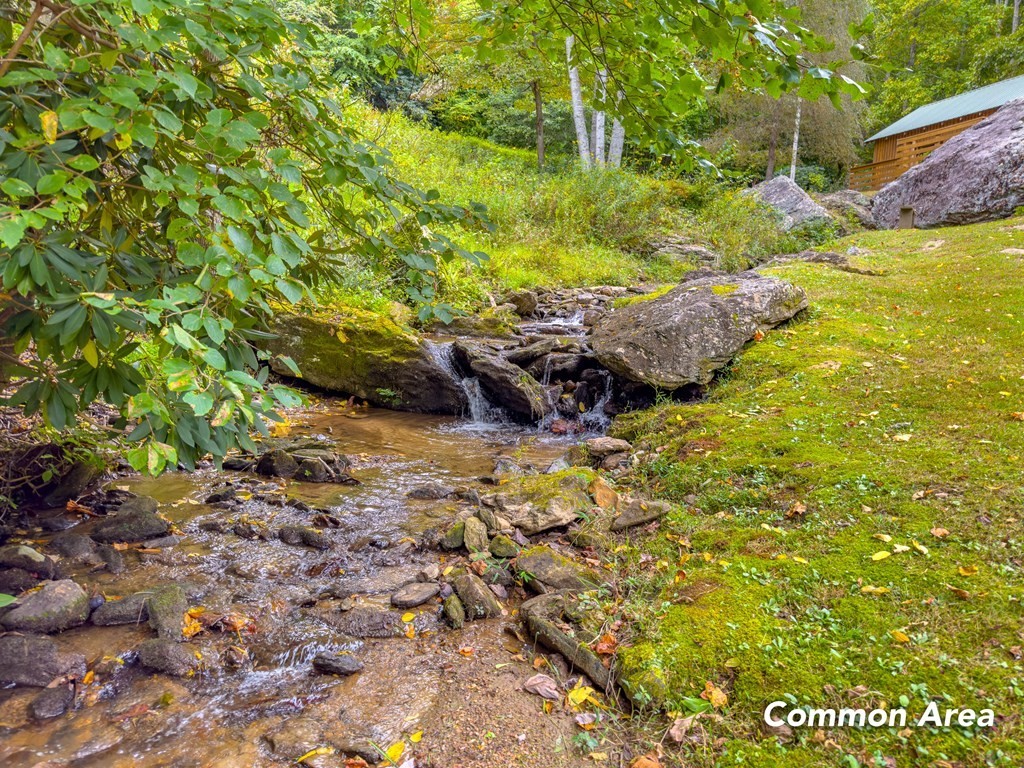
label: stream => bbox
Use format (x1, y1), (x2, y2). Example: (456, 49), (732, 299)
(0, 398), (606, 768)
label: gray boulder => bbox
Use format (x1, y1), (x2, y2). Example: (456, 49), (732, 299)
(0, 634), (86, 687)
(818, 189), (875, 229)
(146, 585), (188, 640)
(390, 581), (440, 609)
(452, 340), (550, 420)
(267, 312), (467, 414)
(462, 515), (490, 553)
(873, 99), (1024, 229)
(508, 497), (581, 536)
(591, 271), (807, 389)
(312, 652), (364, 676)
(1, 579), (90, 633)
(91, 592), (150, 626)
(255, 449), (299, 479)
(747, 175), (834, 232)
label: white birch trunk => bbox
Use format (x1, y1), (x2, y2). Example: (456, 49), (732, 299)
(789, 98), (802, 182)
(566, 36), (591, 169)
(608, 118), (625, 166)
(592, 70), (607, 165)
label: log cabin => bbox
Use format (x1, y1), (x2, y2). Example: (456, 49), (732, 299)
(851, 74), (1024, 192)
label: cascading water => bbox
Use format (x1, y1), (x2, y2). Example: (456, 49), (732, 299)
(424, 339), (508, 427)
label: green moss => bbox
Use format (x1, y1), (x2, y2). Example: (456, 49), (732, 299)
(612, 216), (1024, 765)
(611, 284), (675, 308)
(710, 283), (738, 295)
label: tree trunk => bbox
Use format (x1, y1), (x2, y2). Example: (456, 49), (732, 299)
(532, 80), (545, 170)
(1014, 0), (1020, 33)
(789, 98), (802, 182)
(608, 118), (625, 167)
(592, 70), (607, 165)
(566, 36), (591, 169)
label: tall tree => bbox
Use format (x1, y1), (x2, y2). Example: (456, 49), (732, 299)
(0, 0), (484, 471)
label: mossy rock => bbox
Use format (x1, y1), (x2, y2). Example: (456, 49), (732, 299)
(267, 311), (467, 414)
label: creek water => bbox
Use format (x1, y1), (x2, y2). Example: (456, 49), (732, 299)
(0, 405), (586, 767)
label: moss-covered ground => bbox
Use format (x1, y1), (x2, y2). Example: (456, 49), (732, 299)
(604, 218), (1024, 767)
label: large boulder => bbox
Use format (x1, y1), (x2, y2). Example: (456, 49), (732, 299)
(266, 310), (467, 414)
(873, 100), (1024, 229)
(452, 340), (550, 420)
(747, 175), (834, 232)
(90, 496), (169, 543)
(591, 271), (807, 389)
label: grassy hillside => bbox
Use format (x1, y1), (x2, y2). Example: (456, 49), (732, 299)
(611, 218), (1024, 766)
(326, 111), (815, 314)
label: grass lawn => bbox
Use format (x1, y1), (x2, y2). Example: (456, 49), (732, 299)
(609, 217), (1024, 767)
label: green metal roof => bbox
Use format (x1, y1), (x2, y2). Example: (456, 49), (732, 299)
(866, 74), (1024, 142)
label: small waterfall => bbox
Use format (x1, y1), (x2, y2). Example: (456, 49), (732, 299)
(425, 339), (507, 427)
(579, 370), (614, 432)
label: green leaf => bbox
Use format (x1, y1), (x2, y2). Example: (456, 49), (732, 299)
(183, 390), (214, 416)
(68, 155), (100, 172)
(0, 593), (16, 608)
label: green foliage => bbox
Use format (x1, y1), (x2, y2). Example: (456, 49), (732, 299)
(0, 0), (485, 471)
(866, 0), (1007, 133)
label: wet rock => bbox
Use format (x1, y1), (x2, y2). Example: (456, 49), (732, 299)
(588, 477), (619, 510)
(509, 497), (581, 536)
(91, 592), (150, 626)
(0, 634), (86, 686)
(746, 175), (833, 232)
(390, 581), (440, 609)
(141, 534), (182, 549)
(1, 579), (89, 633)
(267, 311), (468, 414)
(30, 685), (74, 720)
(51, 532), (100, 563)
(463, 516), (490, 554)
(610, 499), (674, 531)
(488, 534), (519, 559)
(278, 525), (332, 550)
(520, 593), (610, 689)
(452, 340), (550, 421)
(545, 456), (571, 474)
(0, 544), (60, 579)
(294, 457), (329, 483)
(96, 544), (125, 574)
(504, 289), (539, 317)
(146, 585), (188, 641)
(137, 638), (200, 677)
(492, 457), (525, 479)
(222, 455), (255, 472)
(407, 482), (455, 500)
(584, 436), (632, 458)
(506, 338), (585, 368)
(264, 717), (325, 758)
(517, 546), (599, 594)
(328, 607), (402, 638)
(440, 520), (465, 551)
(312, 652), (364, 676)
(873, 100), (1024, 228)
(90, 496), (169, 543)
(204, 487), (237, 504)
(443, 594), (466, 629)
(199, 519), (232, 533)
(255, 449), (299, 479)
(591, 271), (808, 389)
(0, 568), (40, 594)
(453, 573), (503, 619)
(331, 566), (420, 598)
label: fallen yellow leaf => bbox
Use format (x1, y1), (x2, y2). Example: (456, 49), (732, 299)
(871, 551), (892, 561)
(409, 730), (423, 743)
(861, 585), (890, 595)
(401, 612), (415, 623)
(931, 527), (950, 539)
(891, 630), (911, 644)
(958, 565), (978, 577)
(701, 680), (728, 709)
(873, 533), (892, 543)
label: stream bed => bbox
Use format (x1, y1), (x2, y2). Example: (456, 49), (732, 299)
(0, 404), (601, 768)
